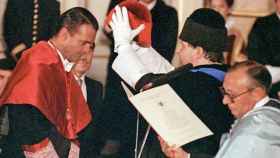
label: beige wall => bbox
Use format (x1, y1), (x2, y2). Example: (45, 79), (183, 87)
(233, 0), (275, 15)
(0, 0), (7, 54)
(227, 0), (275, 44)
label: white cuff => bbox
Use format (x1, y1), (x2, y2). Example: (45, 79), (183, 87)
(23, 141), (59, 158)
(112, 44), (150, 89)
(132, 43), (174, 74)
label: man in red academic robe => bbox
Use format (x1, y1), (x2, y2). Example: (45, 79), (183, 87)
(0, 57), (15, 138)
(0, 7), (99, 158)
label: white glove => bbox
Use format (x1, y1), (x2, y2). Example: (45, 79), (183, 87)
(109, 5), (145, 53)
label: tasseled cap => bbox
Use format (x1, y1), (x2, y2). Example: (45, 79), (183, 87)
(179, 8), (227, 54)
(104, 0), (152, 47)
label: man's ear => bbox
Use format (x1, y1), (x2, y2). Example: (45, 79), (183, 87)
(193, 46), (205, 60)
(252, 86), (267, 99)
(57, 27), (69, 41)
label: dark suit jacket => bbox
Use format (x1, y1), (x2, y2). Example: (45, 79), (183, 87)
(3, 0), (60, 58)
(190, 153), (213, 158)
(150, 0), (178, 62)
(79, 77), (105, 157)
(247, 13), (280, 66)
(85, 76), (103, 117)
(246, 13), (280, 98)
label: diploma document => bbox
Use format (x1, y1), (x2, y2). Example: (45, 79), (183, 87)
(122, 83), (213, 147)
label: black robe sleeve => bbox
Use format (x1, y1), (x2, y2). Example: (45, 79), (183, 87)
(8, 105), (52, 145)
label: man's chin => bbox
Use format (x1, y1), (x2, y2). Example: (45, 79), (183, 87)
(70, 56), (82, 63)
(231, 111), (240, 119)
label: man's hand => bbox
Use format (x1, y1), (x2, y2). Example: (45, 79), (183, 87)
(109, 5), (145, 52)
(0, 70), (12, 95)
(158, 136), (190, 158)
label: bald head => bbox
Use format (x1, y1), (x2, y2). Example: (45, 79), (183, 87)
(222, 60), (271, 118)
(228, 60), (272, 93)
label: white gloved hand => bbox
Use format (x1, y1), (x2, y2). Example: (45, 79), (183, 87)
(109, 5), (145, 53)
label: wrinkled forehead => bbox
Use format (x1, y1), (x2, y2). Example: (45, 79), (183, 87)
(224, 69), (251, 90)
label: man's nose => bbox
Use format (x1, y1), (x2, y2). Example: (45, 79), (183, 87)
(82, 44), (93, 53)
(223, 95), (231, 106)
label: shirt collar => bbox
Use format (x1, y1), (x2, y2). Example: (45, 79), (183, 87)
(140, 0), (157, 10)
(254, 96), (270, 109)
(225, 20), (234, 30)
(74, 74), (86, 81)
(48, 41), (74, 72)
(242, 96), (270, 118)
(277, 12), (280, 20)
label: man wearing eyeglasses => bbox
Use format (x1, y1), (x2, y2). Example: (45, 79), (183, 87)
(160, 60), (280, 158)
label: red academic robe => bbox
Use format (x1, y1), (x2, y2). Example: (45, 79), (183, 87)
(0, 41), (92, 141)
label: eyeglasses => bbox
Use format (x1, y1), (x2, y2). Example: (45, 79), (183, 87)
(219, 87), (256, 102)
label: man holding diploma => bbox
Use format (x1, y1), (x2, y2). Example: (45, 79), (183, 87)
(109, 6), (234, 157)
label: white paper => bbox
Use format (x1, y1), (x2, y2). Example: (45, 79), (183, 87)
(122, 83), (213, 147)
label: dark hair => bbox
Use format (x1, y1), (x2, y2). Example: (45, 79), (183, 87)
(204, 50), (224, 63)
(0, 57), (16, 70)
(210, 0), (234, 8)
(225, 0), (234, 8)
(229, 60), (272, 93)
(53, 7), (99, 35)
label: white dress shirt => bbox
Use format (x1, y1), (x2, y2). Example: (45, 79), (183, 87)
(48, 41), (74, 72)
(74, 74), (87, 101)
